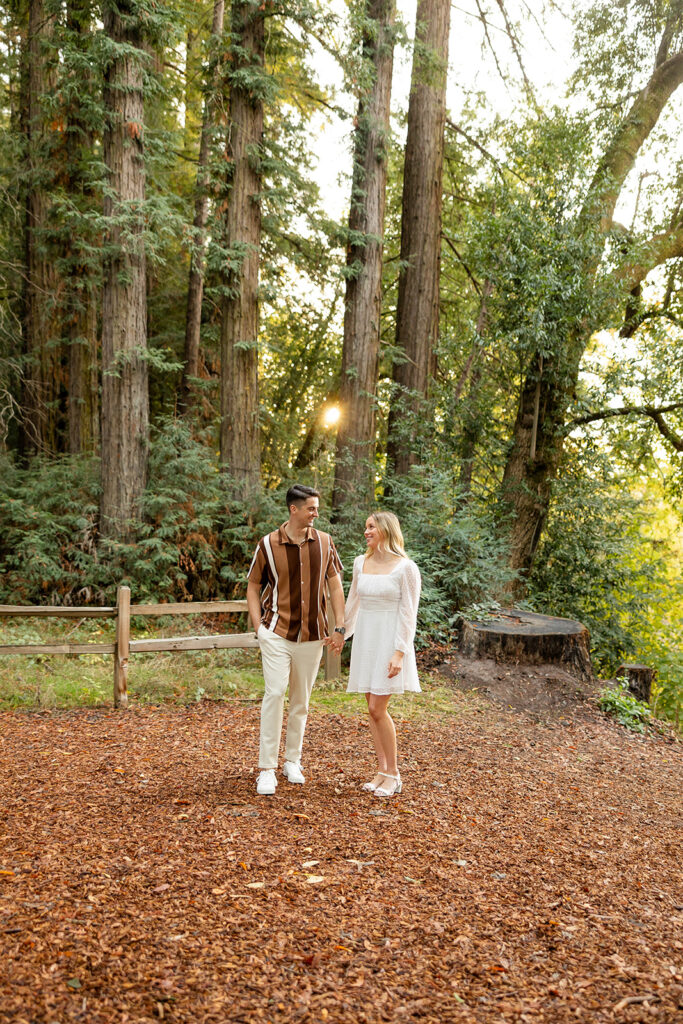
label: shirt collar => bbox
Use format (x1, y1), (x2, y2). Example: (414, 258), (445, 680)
(278, 522), (314, 545)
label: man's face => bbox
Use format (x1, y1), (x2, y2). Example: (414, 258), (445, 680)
(289, 497), (319, 530)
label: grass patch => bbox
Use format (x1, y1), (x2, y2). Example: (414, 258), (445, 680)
(0, 617), (264, 710)
(0, 618), (475, 719)
(309, 674), (472, 718)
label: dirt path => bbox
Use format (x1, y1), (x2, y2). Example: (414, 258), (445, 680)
(1, 697), (681, 1023)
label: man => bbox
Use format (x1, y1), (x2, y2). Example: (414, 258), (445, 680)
(247, 484), (346, 796)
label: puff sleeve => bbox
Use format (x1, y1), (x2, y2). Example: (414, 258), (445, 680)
(394, 559), (421, 653)
(342, 555), (363, 639)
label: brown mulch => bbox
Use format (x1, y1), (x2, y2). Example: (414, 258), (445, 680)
(1, 695), (681, 1024)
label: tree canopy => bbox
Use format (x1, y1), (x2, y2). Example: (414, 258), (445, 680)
(0, 0), (681, 721)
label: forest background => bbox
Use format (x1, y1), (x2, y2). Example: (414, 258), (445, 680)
(1, 0), (682, 723)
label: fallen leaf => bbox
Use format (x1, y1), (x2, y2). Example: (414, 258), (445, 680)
(305, 875), (325, 884)
(245, 881), (266, 889)
(302, 860), (319, 868)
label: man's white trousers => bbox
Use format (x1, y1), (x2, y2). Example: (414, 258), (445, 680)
(257, 625), (324, 769)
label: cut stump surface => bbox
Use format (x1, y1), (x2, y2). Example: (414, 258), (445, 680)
(460, 609), (593, 682)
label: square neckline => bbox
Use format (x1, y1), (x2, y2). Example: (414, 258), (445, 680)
(360, 556), (406, 577)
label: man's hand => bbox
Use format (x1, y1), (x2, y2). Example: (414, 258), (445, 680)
(324, 632), (345, 654)
(387, 651), (404, 678)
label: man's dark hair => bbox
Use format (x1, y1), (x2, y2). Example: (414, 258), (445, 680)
(286, 484), (320, 509)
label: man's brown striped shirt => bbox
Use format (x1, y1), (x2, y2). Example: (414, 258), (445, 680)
(247, 525), (343, 641)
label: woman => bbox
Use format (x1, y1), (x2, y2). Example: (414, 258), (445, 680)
(338, 511), (421, 798)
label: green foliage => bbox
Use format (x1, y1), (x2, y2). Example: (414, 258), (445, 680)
(528, 451), (683, 727)
(331, 469), (516, 644)
(0, 453), (101, 604)
(0, 420), (310, 606)
(528, 462), (665, 673)
(598, 679), (652, 733)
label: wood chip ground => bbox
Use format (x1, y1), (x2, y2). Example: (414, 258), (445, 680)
(1, 695), (681, 1023)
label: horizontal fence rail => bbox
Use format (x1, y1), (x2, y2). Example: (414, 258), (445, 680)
(0, 587), (341, 707)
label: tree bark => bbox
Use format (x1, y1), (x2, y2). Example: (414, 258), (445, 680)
(386, 0), (450, 478)
(501, 31), (683, 584)
(219, 0), (263, 493)
(615, 663), (655, 704)
(331, 0), (395, 514)
(460, 609), (594, 682)
(100, 0), (149, 542)
(65, 0), (99, 454)
(21, 0), (59, 456)
(180, 0), (225, 413)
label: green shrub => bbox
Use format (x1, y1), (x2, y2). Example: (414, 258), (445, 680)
(598, 679), (652, 733)
(331, 468), (517, 644)
(0, 421), (287, 605)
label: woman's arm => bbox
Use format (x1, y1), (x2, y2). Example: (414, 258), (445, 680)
(342, 556), (362, 639)
(394, 560), (421, 653)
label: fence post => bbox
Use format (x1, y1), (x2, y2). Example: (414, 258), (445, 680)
(114, 586), (131, 709)
(324, 587), (341, 681)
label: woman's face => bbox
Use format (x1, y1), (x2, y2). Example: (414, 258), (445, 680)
(364, 516), (382, 551)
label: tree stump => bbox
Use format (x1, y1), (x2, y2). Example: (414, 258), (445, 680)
(615, 663), (656, 703)
(459, 610), (593, 682)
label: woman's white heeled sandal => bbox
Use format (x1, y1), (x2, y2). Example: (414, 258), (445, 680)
(362, 773), (386, 792)
(374, 773), (402, 798)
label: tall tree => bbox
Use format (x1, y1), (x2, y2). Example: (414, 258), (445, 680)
(331, 0), (396, 513)
(500, 15), (683, 583)
(385, 0), (450, 478)
(21, 0), (59, 455)
(62, 0), (99, 454)
(180, 0), (225, 413)
(100, 0), (149, 541)
(219, 0), (265, 492)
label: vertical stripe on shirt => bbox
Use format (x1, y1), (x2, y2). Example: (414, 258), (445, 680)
(247, 525), (343, 642)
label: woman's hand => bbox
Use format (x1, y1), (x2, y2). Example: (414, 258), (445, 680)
(324, 632), (345, 654)
(388, 651), (404, 678)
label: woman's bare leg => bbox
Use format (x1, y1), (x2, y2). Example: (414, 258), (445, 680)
(364, 693), (388, 787)
(367, 694), (398, 776)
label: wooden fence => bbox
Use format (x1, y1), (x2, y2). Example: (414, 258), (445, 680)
(0, 587), (341, 708)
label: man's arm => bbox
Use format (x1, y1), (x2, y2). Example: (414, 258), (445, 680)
(246, 580), (262, 634)
(326, 574), (346, 651)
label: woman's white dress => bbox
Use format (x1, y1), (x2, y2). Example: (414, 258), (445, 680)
(343, 555), (421, 695)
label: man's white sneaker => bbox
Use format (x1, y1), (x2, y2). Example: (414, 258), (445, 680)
(256, 769), (277, 795)
(282, 761), (306, 785)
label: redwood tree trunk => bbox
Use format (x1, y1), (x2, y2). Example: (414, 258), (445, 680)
(22, 0), (59, 455)
(100, 0), (149, 541)
(331, 0), (395, 514)
(386, 0), (450, 477)
(180, 0), (225, 413)
(219, 0), (263, 492)
(65, 0), (99, 454)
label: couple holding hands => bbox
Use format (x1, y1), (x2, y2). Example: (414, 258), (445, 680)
(246, 484), (421, 799)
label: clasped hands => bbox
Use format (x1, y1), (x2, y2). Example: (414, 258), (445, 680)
(323, 631), (345, 655)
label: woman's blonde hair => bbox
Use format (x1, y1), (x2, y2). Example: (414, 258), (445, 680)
(365, 510), (406, 558)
